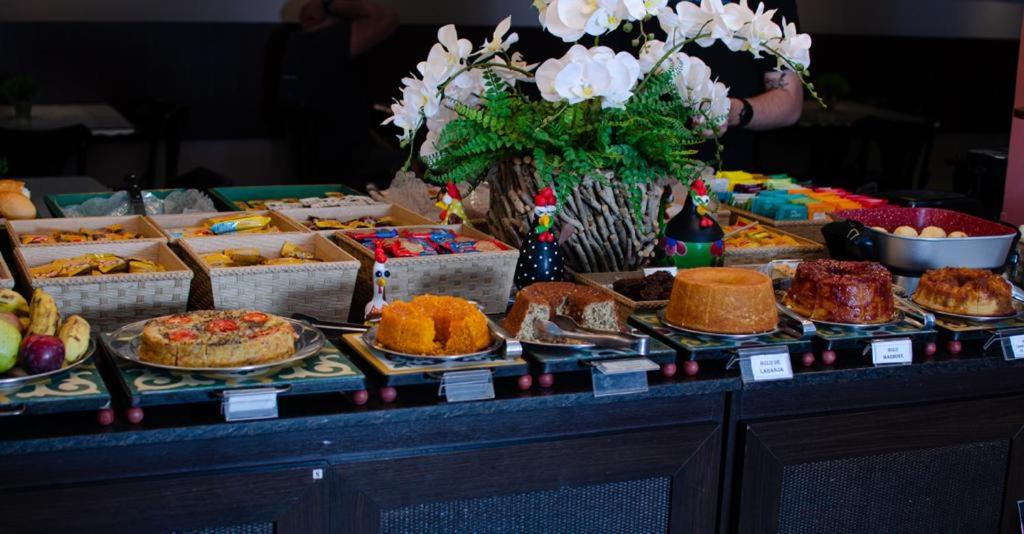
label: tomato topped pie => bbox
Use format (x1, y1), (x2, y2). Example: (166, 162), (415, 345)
(139, 310), (297, 367)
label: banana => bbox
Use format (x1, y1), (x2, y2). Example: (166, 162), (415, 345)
(58, 315), (90, 363)
(0, 289), (30, 316)
(28, 288), (59, 336)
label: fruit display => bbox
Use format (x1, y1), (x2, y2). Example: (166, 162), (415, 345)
(912, 267), (1015, 317)
(611, 271), (674, 302)
(0, 288), (91, 376)
(233, 193), (378, 211)
(503, 282), (620, 342)
(139, 310), (297, 367)
(347, 228), (509, 258)
(665, 267), (779, 334)
(783, 260), (895, 324)
(167, 213), (283, 239)
(19, 224), (141, 244)
(303, 215), (396, 231)
(375, 295), (492, 355)
(201, 241), (319, 268)
(28, 253), (166, 278)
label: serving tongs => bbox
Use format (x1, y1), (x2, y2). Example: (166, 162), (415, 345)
(890, 285), (936, 330)
(535, 315), (650, 354)
(487, 317), (523, 358)
(291, 313), (369, 334)
(774, 301), (817, 339)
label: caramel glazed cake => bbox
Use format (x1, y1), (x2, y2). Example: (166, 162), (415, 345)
(784, 260), (894, 324)
(503, 282), (620, 341)
(140, 310), (297, 368)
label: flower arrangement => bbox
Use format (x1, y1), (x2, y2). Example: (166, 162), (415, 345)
(384, 0), (816, 219)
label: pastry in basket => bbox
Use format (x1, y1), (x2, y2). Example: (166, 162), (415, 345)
(20, 224), (141, 245)
(503, 282), (619, 342)
(665, 267), (778, 334)
(139, 310), (297, 368)
(375, 295), (492, 355)
(912, 267), (1014, 317)
(201, 241), (320, 268)
(783, 260), (894, 324)
(29, 254), (165, 278)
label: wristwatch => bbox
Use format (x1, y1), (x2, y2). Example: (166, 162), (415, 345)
(737, 98), (754, 129)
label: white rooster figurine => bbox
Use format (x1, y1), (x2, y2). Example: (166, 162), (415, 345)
(364, 245), (389, 322)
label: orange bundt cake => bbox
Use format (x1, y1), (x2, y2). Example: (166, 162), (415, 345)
(375, 295), (492, 355)
(913, 267), (1014, 317)
(665, 267), (778, 334)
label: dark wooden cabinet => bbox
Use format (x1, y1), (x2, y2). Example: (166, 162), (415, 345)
(734, 395), (1024, 533)
(332, 424), (723, 534)
(0, 462), (329, 534)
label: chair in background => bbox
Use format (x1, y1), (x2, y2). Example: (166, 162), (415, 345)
(0, 124), (90, 177)
(116, 100), (190, 189)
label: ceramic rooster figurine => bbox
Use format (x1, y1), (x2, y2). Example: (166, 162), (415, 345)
(364, 245), (389, 322)
(436, 181), (470, 227)
(655, 178), (724, 269)
(514, 186), (565, 288)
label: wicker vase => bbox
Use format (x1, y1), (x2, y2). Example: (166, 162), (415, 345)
(486, 157), (670, 273)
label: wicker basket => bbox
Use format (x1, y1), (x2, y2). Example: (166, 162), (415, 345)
(723, 226), (825, 266)
(0, 254), (15, 290)
(178, 233), (359, 321)
(728, 205), (828, 244)
(148, 210), (309, 242)
(13, 241), (193, 332)
(274, 203), (433, 234)
(574, 271), (669, 324)
(6, 215), (166, 247)
(333, 224), (519, 315)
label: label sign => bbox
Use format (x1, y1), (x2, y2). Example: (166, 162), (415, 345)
(1008, 335), (1024, 359)
(221, 388), (280, 422)
(594, 358), (659, 375)
(871, 338), (913, 366)
(748, 353), (794, 382)
(591, 358), (658, 398)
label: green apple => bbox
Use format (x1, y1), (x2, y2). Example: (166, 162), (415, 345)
(0, 320), (22, 373)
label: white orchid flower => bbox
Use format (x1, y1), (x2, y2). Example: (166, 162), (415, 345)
(480, 16), (520, 57)
(584, 0), (631, 36)
(543, 0), (588, 42)
(776, 17), (811, 70)
(589, 46), (641, 108)
(418, 24), (473, 82)
(731, 2), (780, 56)
(669, 53), (714, 106)
(640, 0), (668, 17)
(703, 81), (730, 127)
(485, 52), (537, 85)
(536, 44), (587, 101)
(533, 0), (553, 25)
(638, 39), (667, 73)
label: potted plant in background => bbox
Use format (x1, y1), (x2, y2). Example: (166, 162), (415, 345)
(3, 75), (40, 121)
(383, 0), (819, 272)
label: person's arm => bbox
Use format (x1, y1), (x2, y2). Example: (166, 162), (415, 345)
(726, 70), (803, 131)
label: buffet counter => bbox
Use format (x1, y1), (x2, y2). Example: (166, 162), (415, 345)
(3, 341), (1024, 533)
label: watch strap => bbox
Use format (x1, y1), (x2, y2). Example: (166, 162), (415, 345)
(737, 98), (754, 129)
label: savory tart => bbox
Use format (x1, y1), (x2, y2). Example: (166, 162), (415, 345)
(139, 310), (297, 368)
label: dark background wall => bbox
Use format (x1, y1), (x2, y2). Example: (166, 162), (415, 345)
(0, 0), (1019, 190)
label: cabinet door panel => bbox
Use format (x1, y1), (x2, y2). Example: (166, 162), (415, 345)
(334, 425), (721, 534)
(0, 463), (328, 534)
(737, 395), (1024, 534)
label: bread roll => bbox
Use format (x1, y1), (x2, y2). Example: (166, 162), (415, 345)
(0, 191), (36, 219)
(0, 179), (26, 196)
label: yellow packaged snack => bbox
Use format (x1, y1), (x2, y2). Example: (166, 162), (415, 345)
(206, 214), (272, 234)
(280, 241), (315, 260)
(128, 259), (165, 273)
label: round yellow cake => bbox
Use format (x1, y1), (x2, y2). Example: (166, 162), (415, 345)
(665, 267), (779, 334)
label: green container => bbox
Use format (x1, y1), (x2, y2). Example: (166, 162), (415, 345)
(209, 184), (365, 211)
(44, 189), (185, 218)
